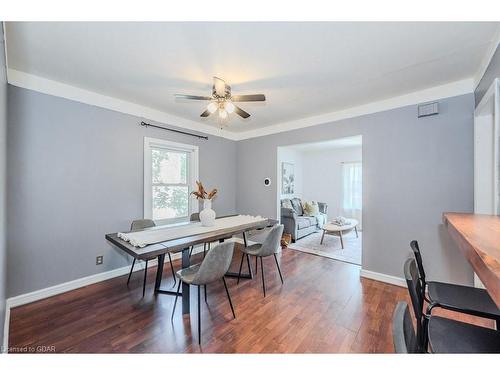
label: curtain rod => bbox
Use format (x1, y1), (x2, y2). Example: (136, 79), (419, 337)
(140, 121), (208, 140)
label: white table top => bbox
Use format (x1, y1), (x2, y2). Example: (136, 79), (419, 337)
(323, 219), (358, 232)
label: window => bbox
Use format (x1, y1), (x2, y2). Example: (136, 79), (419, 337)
(144, 137), (199, 225)
(342, 162), (362, 211)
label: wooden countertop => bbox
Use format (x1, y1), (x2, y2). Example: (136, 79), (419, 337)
(443, 212), (500, 308)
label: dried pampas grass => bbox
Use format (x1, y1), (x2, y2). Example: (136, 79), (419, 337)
(191, 181), (218, 200)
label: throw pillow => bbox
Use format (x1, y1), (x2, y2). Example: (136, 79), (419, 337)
(303, 201), (320, 216)
(281, 199), (293, 210)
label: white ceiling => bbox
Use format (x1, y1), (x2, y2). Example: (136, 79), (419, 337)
(5, 22), (500, 134)
(284, 136), (362, 153)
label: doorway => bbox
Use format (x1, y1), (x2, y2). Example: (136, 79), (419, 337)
(277, 135), (363, 266)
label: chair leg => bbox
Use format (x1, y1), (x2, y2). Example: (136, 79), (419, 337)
(260, 257), (266, 297)
(189, 245), (194, 258)
(237, 252), (245, 284)
(203, 243), (206, 258)
(142, 260), (148, 297)
(496, 318), (500, 331)
(198, 285), (201, 345)
(170, 280), (182, 320)
(222, 276), (236, 319)
(273, 253), (284, 284)
(127, 258), (136, 285)
(246, 254), (253, 278)
(255, 256), (258, 275)
(204, 284), (207, 303)
(167, 252), (176, 286)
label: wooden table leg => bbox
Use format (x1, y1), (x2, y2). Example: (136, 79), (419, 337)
(181, 247), (191, 314)
(339, 231), (344, 249)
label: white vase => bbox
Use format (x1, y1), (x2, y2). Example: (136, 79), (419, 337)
(199, 199), (216, 227)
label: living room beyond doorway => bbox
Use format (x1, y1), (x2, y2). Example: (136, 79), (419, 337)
(277, 136), (363, 266)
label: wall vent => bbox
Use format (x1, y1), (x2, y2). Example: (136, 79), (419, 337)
(418, 102), (439, 118)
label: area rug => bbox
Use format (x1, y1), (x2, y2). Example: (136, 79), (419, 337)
(288, 230), (361, 265)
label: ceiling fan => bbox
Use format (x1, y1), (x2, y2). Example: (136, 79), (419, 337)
(174, 77), (265, 122)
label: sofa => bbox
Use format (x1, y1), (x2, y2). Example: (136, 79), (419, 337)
(280, 198), (328, 242)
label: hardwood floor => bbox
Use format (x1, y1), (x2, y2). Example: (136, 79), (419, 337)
(8, 244), (494, 353)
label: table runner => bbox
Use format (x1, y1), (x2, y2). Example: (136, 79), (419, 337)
(117, 215), (267, 248)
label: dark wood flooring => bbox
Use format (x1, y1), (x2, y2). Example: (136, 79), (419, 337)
(8, 245), (494, 353)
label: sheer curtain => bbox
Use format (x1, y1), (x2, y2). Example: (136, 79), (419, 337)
(341, 162), (362, 230)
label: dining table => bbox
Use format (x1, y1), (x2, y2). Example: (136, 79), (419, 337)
(105, 215), (277, 314)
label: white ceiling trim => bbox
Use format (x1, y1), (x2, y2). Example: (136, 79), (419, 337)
(7, 69), (239, 141)
(231, 78), (475, 141)
(8, 68), (474, 142)
(473, 26), (500, 89)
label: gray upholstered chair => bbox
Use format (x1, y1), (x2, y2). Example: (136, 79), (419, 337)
(392, 301), (419, 353)
(188, 212), (211, 258)
(171, 241), (236, 345)
(127, 219), (176, 297)
(237, 224), (284, 297)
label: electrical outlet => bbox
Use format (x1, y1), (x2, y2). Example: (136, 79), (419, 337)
(96, 256), (103, 265)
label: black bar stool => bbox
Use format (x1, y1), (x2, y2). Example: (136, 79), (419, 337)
(404, 257), (500, 353)
(410, 240), (500, 328)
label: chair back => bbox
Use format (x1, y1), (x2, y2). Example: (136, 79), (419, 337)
(392, 301), (419, 353)
(190, 213), (200, 222)
(258, 225), (284, 257)
(403, 257), (425, 350)
(130, 219), (155, 232)
(192, 242), (235, 285)
(410, 240), (427, 287)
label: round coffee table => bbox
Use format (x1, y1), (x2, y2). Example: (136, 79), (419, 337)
(321, 219), (359, 249)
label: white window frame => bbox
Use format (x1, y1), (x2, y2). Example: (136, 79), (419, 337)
(144, 137), (199, 225)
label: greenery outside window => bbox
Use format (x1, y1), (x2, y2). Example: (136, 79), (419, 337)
(144, 137), (199, 225)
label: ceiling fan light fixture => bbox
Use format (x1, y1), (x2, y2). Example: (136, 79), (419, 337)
(207, 102), (218, 114)
(219, 109), (228, 119)
(175, 77), (265, 123)
(225, 101), (235, 114)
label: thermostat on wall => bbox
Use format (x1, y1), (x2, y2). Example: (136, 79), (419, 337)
(264, 178), (272, 186)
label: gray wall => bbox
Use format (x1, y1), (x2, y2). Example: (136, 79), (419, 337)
(237, 94), (475, 285)
(7, 86), (237, 297)
(475, 43), (499, 106)
(0, 26), (7, 345)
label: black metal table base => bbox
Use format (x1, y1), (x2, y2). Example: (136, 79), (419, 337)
(155, 289), (182, 296)
(153, 231), (256, 313)
(225, 232), (253, 279)
(225, 271), (252, 279)
(154, 247), (191, 314)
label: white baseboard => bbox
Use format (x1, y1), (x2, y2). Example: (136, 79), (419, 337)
(360, 269), (406, 288)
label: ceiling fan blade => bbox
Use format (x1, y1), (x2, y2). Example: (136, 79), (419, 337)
(200, 109), (211, 117)
(234, 104), (251, 119)
(174, 94), (212, 100)
(231, 94), (266, 102)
